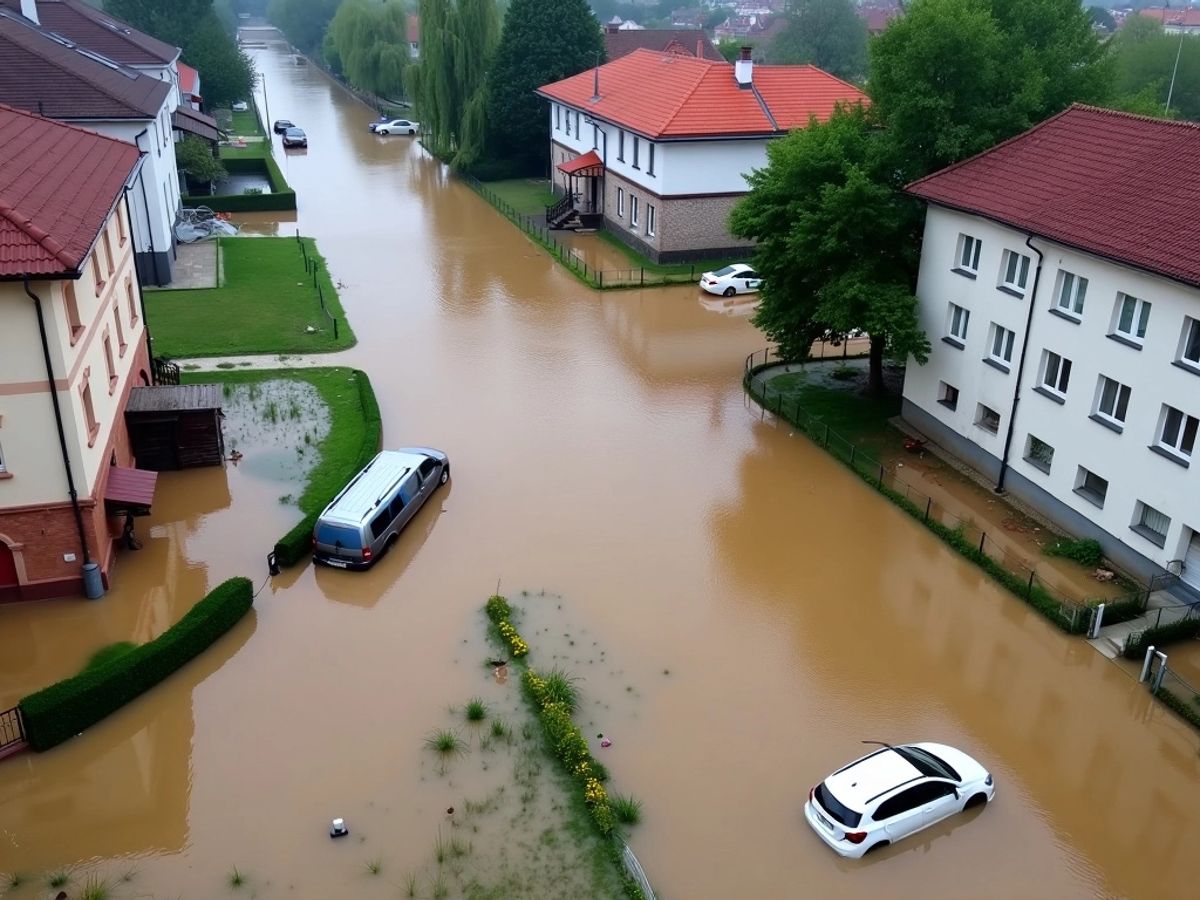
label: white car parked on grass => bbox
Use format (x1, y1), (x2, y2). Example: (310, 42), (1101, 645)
(699, 263), (761, 297)
(804, 742), (995, 858)
(374, 118), (420, 136)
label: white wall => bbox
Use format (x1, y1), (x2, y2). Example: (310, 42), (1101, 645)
(905, 205), (1200, 577)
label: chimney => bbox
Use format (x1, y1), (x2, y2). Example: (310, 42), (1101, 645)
(696, 38), (703, 58)
(20, 0), (39, 25)
(735, 46), (753, 88)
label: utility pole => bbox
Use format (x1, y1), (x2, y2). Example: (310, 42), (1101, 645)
(261, 72), (271, 133)
(1165, 27), (1186, 116)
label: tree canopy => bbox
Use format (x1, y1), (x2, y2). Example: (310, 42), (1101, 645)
(768, 0), (868, 81)
(175, 135), (227, 184)
(730, 105), (929, 391)
(267, 0), (342, 53)
(483, 0), (605, 175)
(325, 0), (412, 100)
(1111, 20), (1200, 120)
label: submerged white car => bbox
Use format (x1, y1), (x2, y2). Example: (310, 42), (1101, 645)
(699, 263), (761, 296)
(804, 742), (994, 858)
(374, 118), (420, 136)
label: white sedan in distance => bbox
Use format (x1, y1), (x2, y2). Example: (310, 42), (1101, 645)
(804, 742), (995, 858)
(375, 118), (420, 136)
(699, 263), (761, 297)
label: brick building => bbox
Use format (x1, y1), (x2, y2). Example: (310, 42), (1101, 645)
(0, 102), (156, 601)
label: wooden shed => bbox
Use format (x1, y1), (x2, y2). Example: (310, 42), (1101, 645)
(125, 384), (226, 470)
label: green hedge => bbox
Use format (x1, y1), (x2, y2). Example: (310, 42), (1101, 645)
(183, 155), (297, 212)
(19, 577), (253, 751)
(272, 370), (382, 567)
(1122, 617), (1200, 659)
(1155, 688), (1200, 731)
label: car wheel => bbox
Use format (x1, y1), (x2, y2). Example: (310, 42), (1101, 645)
(440, 466), (449, 485)
(964, 794), (988, 810)
(723, 286), (736, 297)
(380, 129), (389, 135)
(865, 840), (889, 854)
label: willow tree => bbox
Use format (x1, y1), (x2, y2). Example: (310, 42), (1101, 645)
(328, 0), (413, 100)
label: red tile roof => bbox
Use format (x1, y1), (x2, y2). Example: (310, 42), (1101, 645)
(1137, 7), (1200, 27)
(537, 48), (867, 139)
(906, 105), (1200, 289)
(0, 101), (140, 278)
(558, 149), (603, 175)
(177, 61), (199, 96)
(0, 11), (171, 120)
(0, 0), (178, 66)
(604, 28), (724, 63)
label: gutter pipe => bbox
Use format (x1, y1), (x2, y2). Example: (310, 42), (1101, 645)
(996, 235), (1044, 493)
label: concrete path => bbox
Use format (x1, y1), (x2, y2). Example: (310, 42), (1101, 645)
(1089, 589), (1195, 659)
(176, 353), (343, 371)
(166, 240), (219, 289)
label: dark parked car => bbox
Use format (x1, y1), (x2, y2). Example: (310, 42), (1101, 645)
(272, 119), (294, 134)
(282, 127), (307, 148)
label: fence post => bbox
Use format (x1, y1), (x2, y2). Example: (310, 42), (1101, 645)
(318, 284), (324, 308)
(1090, 603), (1106, 639)
(1026, 570), (1035, 598)
(878, 464), (884, 488)
(312, 264), (318, 288)
(924, 497), (932, 521)
(599, 271), (604, 288)
(333, 318), (339, 340)
(640, 268), (645, 286)
(823, 423), (830, 447)
(978, 532), (986, 555)
(849, 446), (856, 468)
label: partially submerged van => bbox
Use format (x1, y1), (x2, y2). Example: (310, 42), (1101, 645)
(313, 447), (449, 569)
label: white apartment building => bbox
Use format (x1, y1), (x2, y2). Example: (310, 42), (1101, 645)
(903, 105), (1200, 591)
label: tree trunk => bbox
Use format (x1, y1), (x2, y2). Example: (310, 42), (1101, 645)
(867, 334), (886, 394)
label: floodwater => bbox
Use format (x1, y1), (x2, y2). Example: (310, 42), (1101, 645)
(3, 36), (1200, 899)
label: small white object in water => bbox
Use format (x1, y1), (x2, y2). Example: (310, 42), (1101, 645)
(330, 817), (349, 838)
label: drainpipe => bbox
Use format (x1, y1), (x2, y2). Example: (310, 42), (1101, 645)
(995, 234), (1044, 493)
(131, 128), (159, 285)
(24, 275), (92, 565)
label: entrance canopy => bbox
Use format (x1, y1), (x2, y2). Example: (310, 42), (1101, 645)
(104, 466), (158, 516)
(558, 150), (605, 177)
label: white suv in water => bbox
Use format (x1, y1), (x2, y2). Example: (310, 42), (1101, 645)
(804, 742), (994, 858)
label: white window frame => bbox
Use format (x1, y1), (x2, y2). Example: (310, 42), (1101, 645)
(1133, 501), (1171, 547)
(1053, 270), (1088, 319)
(1038, 349), (1071, 397)
(1111, 292), (1151, 345)
(1157, 404), (1198, 461)
(987, 322), (1015, 368)
(629, 195), (639, 229)
(1176, 316), (1200, 371)
(1093, 375), (1131, 428)
(555, 104), (561, 130)
(646, 203), (655, 237)
(946, 302), (969, 345)
(975, 403), (1001, 435)
(616, 187), (624, 218)
(955, 233), (981, 275)
(998, 249), (1031, 295)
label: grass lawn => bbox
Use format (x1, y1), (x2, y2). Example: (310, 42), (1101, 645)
(218, 141), (271, 161)
(183, 367), (370, 518)
(230, 108), (263, 136)
(145, 237), (355, 357)
(594, 229), (734, 277)
(764, 367), (902, 462)
(483, 177), (558, 215)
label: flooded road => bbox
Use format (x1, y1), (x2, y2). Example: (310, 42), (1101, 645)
(3, 38), (1200, 899)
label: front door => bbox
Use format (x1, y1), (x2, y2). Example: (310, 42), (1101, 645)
(1183, 530), (1200, 590)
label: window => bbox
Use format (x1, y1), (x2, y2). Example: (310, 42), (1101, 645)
(630, 196), (639, 229)
(1053, 271), (1087, 318)
(1075, 467), (1108, 508)
(646, 203), (655, 237)
(113, 306), (127, 356)
(1039, 350), (1072, 397)
(945, 302), (969, 346)
(575, 111), (579, 136)
(1094, 376), (1131, 429)
(632, 136), (640, 169)
(647, 142), (655, 176)
(102, 230), (115, 275)
(617, 187), (624, 218)
(1176, 317), (1200, 370)
(92, 256), (104, 294)
(976, 403), (1001, 434)
(987, 322), (1015, 368)
(998, 249), (1031, 294)
(937, 381), (959, 410)
(1111, 293), (1151, 346)
(103, 334), (117, 391)
(1133, 502), (1171, 547)
(1025, 435), (1054, 473)
(418, 458), (438, 481)
(126, 277), (138, 324)
(566, 111), (571, 136)
(81, 378), (98, 445)
(117, 207), (127, 246)
(555, 104), (560, 130)
(618, 129), (625, 161)
(1157, 405), (1198, 460)
(369, 510), (390, 540)
(64, 281), (83, 342)
(955, 233), (981, 274)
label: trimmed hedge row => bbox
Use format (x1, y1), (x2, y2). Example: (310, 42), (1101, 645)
(272, 369), (382, 567)
(1155, 688), (1200, 731)
(1122, 617), (1200, 659)
(183, 155), (297, 212)
(19, 577), (253, 751)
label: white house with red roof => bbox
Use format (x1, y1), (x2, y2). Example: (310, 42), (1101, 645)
(1137, 6), (1200, 33)
(902, 105), (1200, 589)
(0, 102), (160, 602)
(537, 48), (868, 262)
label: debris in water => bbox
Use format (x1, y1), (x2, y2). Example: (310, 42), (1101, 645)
(330, 817), (349, 838)
(446, 807), (455, 815)
(601, 737), (613, 748)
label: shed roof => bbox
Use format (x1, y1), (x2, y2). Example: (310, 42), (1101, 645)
(126, 384), (223, 413)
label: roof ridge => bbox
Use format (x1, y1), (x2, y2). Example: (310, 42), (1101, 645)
(0, 197), (75, 268)
(1069, 102), (1200, 132)
(56, 0), (179, 62)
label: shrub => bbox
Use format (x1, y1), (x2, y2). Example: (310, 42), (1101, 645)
(84, 641), (138, 672)
(1122, 618), (1200, 659)
(19, 578), (253, 751)
(1044, 537), (1104, 568)
(485, 594), (512, 624)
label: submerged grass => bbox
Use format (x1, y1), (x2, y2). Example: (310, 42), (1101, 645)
(610, 794), (643, 825)
(427, 729), (468, 758)
(79, 875), (110, 900)
(465, 697), (488, 722)
(46, 868), (74, 888)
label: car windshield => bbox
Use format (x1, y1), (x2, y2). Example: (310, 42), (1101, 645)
(896, 746), (961, 782)
(315, 523), (362, 549)
(710, 265), (740, 277)
(287, 129), (304, 136)
(815, 783), (861, 828)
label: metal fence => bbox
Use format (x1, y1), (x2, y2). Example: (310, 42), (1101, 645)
(744, 349), (1142, 632)
(295, 231), (340, 340)
(0, 706), (25, 751)
(462, 175), (706, 289)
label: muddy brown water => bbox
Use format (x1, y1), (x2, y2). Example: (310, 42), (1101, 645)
(2, 38), (1200, 899)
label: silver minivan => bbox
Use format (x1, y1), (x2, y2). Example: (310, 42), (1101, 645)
(313, 447), (449, 570)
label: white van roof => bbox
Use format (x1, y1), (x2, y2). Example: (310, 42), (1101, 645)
(320, 450), (427, 526)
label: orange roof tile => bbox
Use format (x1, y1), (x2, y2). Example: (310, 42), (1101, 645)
(537, 48), (867, 139)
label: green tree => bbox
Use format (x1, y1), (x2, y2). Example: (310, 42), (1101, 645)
(715, 38), (746, 62)
(484, 0), (605, 175)
(730, 105), (929, 391)
(175, 135), (228, 184)
(768, 0), (868, 81)
(328, 0), (412, 100)
(267, 0), (342, 52)
(1112, 20), (1200, 120)
(1087, 6), (1116, 32)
